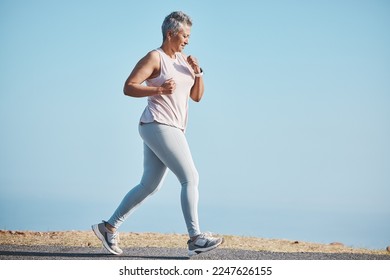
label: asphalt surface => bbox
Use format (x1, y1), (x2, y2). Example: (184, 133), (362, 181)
(1, 245), (390, 260)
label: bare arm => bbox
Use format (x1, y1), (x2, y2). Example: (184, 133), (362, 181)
(123, 51), (175, 97)
(187, 55), (205, 102)
(190, 75), (204, 102)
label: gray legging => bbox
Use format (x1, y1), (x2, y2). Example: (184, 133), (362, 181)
(108, 122), (200, 237)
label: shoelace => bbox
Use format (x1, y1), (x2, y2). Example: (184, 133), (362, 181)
(107, 231), (120, 244)
(197, 232), (217, 241)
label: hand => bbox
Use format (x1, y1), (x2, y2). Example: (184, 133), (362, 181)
(159, 78), (176, 95)
(187, 55), (201, 74)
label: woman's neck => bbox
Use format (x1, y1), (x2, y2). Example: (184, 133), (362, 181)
(160, 43), (176, 58)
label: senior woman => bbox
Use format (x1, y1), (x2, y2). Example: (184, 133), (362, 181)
(92, 11), (223, 257)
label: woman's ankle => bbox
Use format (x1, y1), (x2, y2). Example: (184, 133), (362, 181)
(104, 222), (116, 233)
(190, 234), (200, 241)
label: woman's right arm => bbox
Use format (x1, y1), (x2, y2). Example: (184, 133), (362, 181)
(123, 51), (175, 97)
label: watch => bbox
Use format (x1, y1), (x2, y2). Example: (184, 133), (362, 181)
(195, 68), (203, 77)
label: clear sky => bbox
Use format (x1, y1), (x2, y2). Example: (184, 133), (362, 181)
(1, 0), (389, 249)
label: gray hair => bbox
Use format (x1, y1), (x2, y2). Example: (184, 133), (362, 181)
(161, 11), (192, 41)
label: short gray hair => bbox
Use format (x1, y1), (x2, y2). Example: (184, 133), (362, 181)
(161, 11), (192, 41)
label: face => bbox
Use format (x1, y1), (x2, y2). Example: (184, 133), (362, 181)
(168, 24), (191, 52)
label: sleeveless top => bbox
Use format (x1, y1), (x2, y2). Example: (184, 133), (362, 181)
(140, 48), (195, 131)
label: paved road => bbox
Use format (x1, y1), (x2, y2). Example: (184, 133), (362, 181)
(1, 245), (389, 260)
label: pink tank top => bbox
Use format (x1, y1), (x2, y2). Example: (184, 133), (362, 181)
(140, 48), (195, 130)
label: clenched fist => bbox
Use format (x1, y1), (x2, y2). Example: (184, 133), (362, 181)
(187, 55), (201, 74)
(159, 78), (176, 95)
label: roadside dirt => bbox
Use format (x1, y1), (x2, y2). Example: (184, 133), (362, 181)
(1, 230), (388, 255)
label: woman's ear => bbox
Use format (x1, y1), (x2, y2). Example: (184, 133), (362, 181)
(167, 30), (173, 40)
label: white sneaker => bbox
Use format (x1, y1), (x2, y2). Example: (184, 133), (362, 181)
(92, 221), (123, 255)
(187, 232), (224, 257)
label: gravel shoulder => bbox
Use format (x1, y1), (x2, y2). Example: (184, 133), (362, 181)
(1, 230), (389, 260)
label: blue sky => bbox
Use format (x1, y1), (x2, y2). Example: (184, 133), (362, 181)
(1, 0), (389, 249)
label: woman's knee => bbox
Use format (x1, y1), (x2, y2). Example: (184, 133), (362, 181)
(181, 168), (199, 189)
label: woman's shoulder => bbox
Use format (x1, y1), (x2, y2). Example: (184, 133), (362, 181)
(179, 51), (188, 60)
(144, 49), (161, 61)
(136, 49), (161, 69)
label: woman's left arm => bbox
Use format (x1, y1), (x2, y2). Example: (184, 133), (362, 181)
(190, 75), (204, 102)
(187, 55), (205, 102)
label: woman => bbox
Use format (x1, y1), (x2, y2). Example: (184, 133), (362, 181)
(92, 11), (223, 257)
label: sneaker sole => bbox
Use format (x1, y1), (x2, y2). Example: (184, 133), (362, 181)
(91, 224), (122, 255)
(188, 237), (224, 257)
